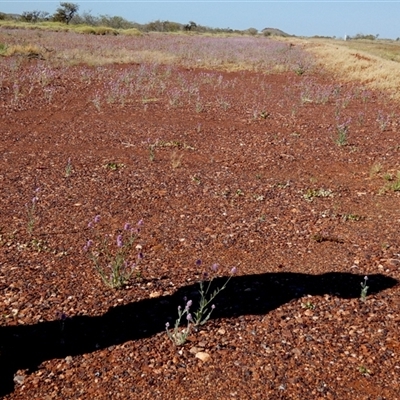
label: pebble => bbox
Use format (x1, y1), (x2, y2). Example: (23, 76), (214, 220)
(195, 351), (211, 362)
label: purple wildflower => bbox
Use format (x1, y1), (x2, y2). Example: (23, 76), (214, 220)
(230, 267), (237, 275)
(94, 215), (101, 223)
(186, 313), (192, 321)
(83, 239), (93, 252)
(116, 234), (123, 248)
(196, 259), (202, 266)
(211, 263), (219, 272)
(124, 222), (131, 231)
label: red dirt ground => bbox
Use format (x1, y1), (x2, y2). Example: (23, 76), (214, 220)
(1, 57), (400, 399)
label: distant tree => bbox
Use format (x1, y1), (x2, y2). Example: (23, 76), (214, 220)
(143, 20), (164, 32)
(21, 10), (49, 23)
(162, 21), (182, 32)
(53, 2), (79, 25)
(184, 21), (197, 31)
(76, 10), (99, 26)
(99, 15), (135, 29)
(246, 27), (258, 36)
(351, 33), (378, 41)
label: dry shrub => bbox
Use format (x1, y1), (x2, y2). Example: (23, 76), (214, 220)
(121, 28), (142, 37)
(75, 26), (119, 36)
(3, 44), (45, 59)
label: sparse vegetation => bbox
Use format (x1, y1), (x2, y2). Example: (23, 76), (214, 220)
(0, 16), (399, 400)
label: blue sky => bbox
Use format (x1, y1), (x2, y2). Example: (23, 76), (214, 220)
(1, 1), (399, 39)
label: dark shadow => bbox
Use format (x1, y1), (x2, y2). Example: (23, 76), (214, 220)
(0, 272), (397, 396)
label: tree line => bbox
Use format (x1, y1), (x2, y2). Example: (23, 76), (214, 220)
(0, 2), (261, 35)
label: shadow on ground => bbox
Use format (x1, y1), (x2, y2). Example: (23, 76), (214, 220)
(0, 271), (397, 396)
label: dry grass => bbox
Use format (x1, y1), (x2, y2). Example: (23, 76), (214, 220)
(298, 38), (400, 100)
(0, 20), (70, 32)
(1, 22), (399, 100)
(73, 26), (119, 36)
(0, 21), (141, 37)
(1, 44), (45, 59)
(60, 48), (178, 67)
(338, 39), (400, 63)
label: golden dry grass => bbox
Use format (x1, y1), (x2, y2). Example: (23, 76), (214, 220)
(297, 38), (400, 100)
(1, 44), (45, 59)
(60, 49), (178, 67)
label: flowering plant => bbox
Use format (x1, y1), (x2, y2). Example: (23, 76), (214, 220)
(165, 299), (193, 346)
(166, 262), (237, 346)
(84, 216), (143, 289)
(192, 261), (237, 327)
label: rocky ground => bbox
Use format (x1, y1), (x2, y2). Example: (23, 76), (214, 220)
(0, 51), (400, 399)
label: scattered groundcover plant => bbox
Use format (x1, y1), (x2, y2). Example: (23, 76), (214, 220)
(334, 116), (351, 146)
(166, 261), (237, 346)
(65, 157), (73, 177)
(360, 276), (369, 302)
(83, 215), (144, 289)
(26, 187), (40, 235)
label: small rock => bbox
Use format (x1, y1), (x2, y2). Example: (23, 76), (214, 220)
(189, 346), (201, 354)
(292, 348), (302, 356)
(149, 291), (161, 298)
(195, 351), (211, 362)
(217, 328), (226, 335)
(13, 374), (25, 385)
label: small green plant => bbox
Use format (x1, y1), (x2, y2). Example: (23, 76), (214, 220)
(26, 188), (40, 235)
(84, 216), (144, 289)
(360, 276), (369, 302)
(166, 262), (237, 346)
(92, 93), (101, 111)
(341, 213), (363, 222)
(380, 171), (400, 193)
(104, 162), (124, 171)
(65, 157), (73, 177)
(370, 163), (382, 176)
(376, 110), (390, 132)
(294, 64), (306, 76)
(192, 263), (236, 327)
(302, 300), (315, 310)
(147, 139), (158, 162)
(334, 118), (351, 146)
(383, 172), (394, 181)
(358, 365), (371, 376)
(195, 101), (204, 113)
(0, 43), (7, 55)
(303, 188), (333, 201)
(235, 189), (244, 197)
(165, 300), (193, 346)
(191, 175), (201, 185)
